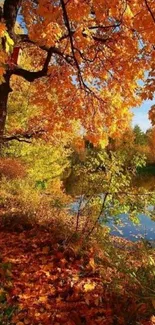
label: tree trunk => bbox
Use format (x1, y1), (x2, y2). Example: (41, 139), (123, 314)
(0, 72), (12, 139)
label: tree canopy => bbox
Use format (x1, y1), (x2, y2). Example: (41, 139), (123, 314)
(0, 0), (155, 145)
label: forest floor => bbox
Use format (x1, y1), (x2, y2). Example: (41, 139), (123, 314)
(0, 226), (155, 325)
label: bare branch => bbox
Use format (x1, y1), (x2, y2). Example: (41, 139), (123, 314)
(60, 0), (83, 86)
(0, 136), (32, 143)
(88, 23), (121, 30)
(0, 129), (46, 143)
(86, 192), (109, 238)
(144, 0), (155, 24)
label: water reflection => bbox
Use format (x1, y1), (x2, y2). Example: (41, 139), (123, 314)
(69, 174), (155, 242)
(70, 200), (155, 241)
(108, 213), (155, 241)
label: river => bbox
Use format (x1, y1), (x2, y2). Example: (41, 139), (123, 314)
(107, 213), (155, 241)
(67, 173), (155, 242)
(70, 200), (155, 242)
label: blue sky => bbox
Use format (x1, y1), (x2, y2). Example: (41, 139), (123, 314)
(132, 99), (154, 132)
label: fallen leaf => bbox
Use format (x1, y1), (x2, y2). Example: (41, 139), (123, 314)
(84, 282), (95, 292)
(42, 246), (50, 254)
(39, 296), (48, 303)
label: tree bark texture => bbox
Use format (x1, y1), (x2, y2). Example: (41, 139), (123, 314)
(0, 72), (12, 138)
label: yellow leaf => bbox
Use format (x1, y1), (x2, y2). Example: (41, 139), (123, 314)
(124, 5), (134, 19)
(4, 31), (14, 53)
(149, 256), (155, 266)
(84, 282), (95, 292)
(39, 296), (47, 303)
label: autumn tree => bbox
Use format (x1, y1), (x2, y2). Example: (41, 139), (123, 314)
(0, 0), (154, 146)
(146, 127), (155, 162)
(133, 125), (147, 145)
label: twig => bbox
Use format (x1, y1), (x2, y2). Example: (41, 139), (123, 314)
(75, 195), (84, 232)
(85, 192), (109, 238)
(144, 0), (155, 23)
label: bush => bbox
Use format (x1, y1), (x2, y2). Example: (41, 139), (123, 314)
(0, 158), (26, 179)
(0, 176), (74, 235)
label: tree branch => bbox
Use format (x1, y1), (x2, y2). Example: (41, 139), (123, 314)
(86, 192), (109, 238)
(3, 0), (22, 40)
(88, 23), (121, 30)
(144, 0), (155, 24)
(12, 47), (53, 81)
(0, 129), (46, 143)
(17, 35), (74, 65)
(0, 136), (32, 143)
(60, 0), (83, 86)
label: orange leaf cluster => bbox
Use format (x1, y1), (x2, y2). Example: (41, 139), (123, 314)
(17, 0), (155, 143)
(0, 0), (155, 143)
(0, 22), (6, 37)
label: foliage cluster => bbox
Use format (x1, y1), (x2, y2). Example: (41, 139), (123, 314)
(65, 146), (155, 234)
(108, 125), (155, 166)
(0, 0), (155, 144)
(0, 137), (73, 232)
